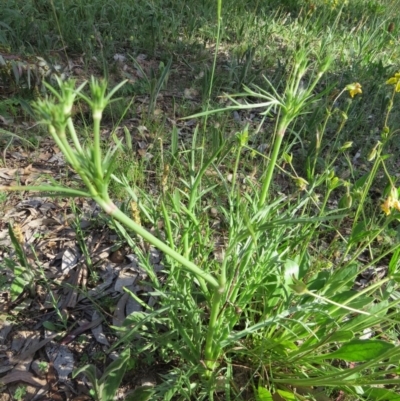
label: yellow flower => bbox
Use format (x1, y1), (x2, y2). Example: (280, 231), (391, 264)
(346, 83), (362, 98)
(381, 197), (392, 215)
(386, 72), (400, 85)
(386, 72), (400, 92)
(381, 187), (400, 215)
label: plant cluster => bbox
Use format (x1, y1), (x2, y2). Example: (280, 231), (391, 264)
(1, 0), (400, 400)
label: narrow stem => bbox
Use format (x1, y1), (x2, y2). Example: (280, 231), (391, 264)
(204, 286), (225, 373)
(310, 108), (331, 178)
(319, 188), (332, 217)
(273, 377), (400, 387)
(67, 117), (83, 153)
(92, 109), (103, 180)
(230, 143), (243, 200)
(305, 290), (369, 315)
(277, 348), (400, 387)
(383, 88), (395, 128)
(48, 126), (74, 166)
(344, 146), (383, 261)
(97, 197), (220, 289)
(258, 118), (290, 207)
(304, 283), (400, 325)
(203, 0), (222, 130)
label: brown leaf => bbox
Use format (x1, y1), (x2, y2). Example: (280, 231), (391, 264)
(0, 370), (47, 386)
(113, 293), (129, 327)
(60, 318), (103, 345)
(10, 334), (57, 365)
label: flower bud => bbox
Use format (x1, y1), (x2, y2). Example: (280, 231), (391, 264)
(339, 141), (353, 151)
(283, 152), (293, 164)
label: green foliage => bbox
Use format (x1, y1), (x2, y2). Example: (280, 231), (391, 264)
(13, 385), (27, 401)
(72, 348), (131, 401)
(128, 56), (172, 115)
(4, 67), (399, 399)
(2, 0), (400, 400)
(1, 224), (35, 300)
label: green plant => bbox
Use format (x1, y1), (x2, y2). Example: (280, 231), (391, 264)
(2, 58), (400, 399)
(2, 0), (400, 398)
(1, 224), (35, 300)
(13, 385), (27, 401)
(0, 190), (6, 203)
(72, 348), (130, 401)
(0, 127), (36, 167)
(38, 361), (49, 374)
(128, 56), (172, 116)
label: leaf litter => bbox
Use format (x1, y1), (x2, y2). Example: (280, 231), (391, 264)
(0, 185), (166, 399)
(0, 97), (171, 398)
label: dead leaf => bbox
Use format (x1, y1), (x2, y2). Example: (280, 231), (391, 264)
(91, 310), (110, 346)
(114, 270), (137, 293)
(0, 370), (47, 386)
(61, 247), (80, 275)
(10, 334), (57, 365)
(113, 293), (129, 327)
(45, 344), (74, 383)
(60, 318), (102, 345)
(0, 321), (12, 344)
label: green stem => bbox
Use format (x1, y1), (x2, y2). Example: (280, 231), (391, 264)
(97, 197), (220, 289)
(338, 147), (383, 265)
(304, 283), (400, 326)
(67, 117), (83, 153)
(204, 286), (225, 373)
(92, 109), (103, 180)
(258, 118), (290, 207)
(203, 0), (222, 131)
(209, 0), (222, 102)
(230, 142), (243, 200)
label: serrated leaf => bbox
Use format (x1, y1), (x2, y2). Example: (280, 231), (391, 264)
(326, 263), (358, 289)
(349, 222), (368, 245)
(73, 363), (99, 383)
(308, 271), (330, 292)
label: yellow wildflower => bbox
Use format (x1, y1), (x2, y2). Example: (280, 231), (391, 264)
(381, 187), (400, 215)
(386, 72), (400, 92)
(346, 83), (362, 98)
(381, 197), (392, 215)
